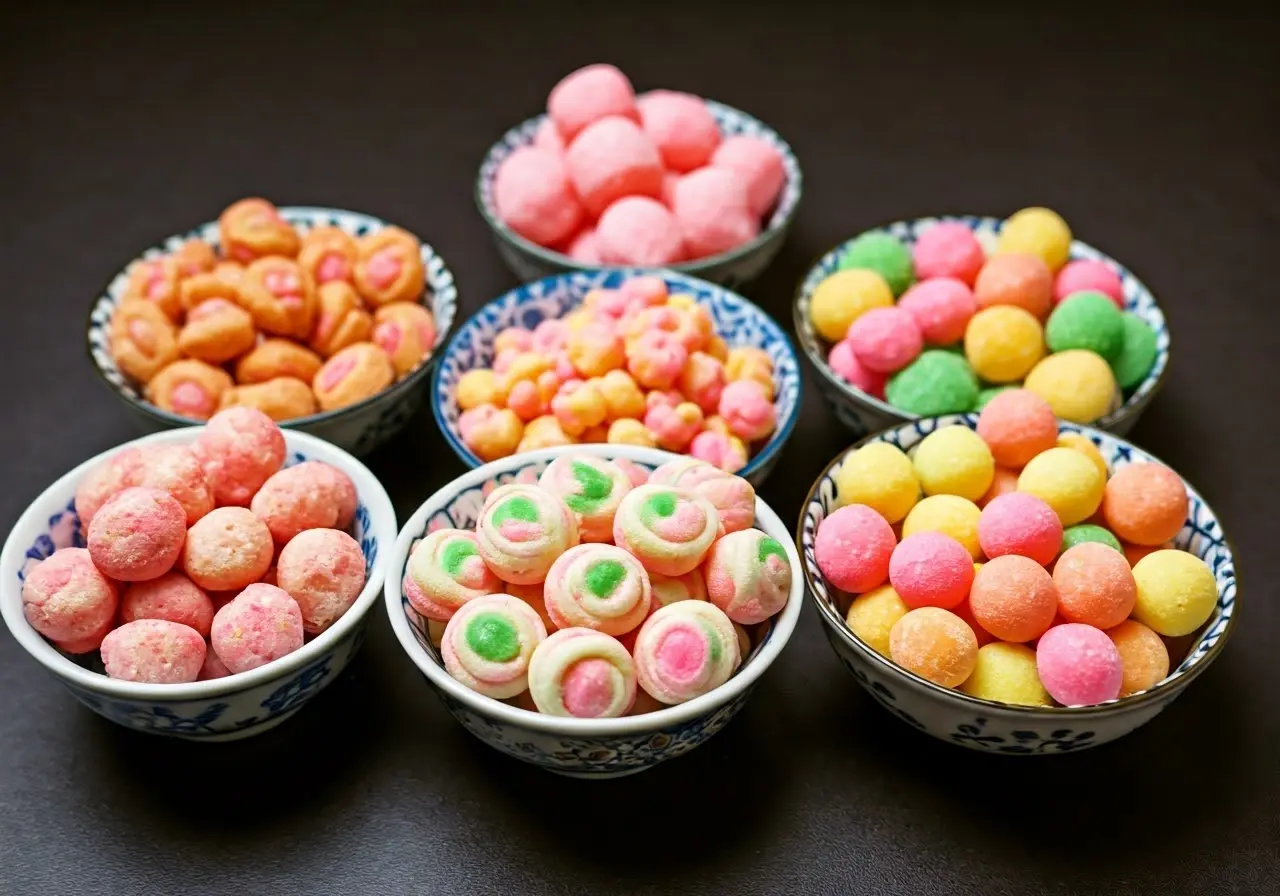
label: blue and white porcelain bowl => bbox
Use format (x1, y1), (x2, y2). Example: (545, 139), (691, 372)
(0, 427), (397, 741)
(384, 444), (804, 778)
(475, 98), (802, 290)
(87, 206), (459, 457)
(432, 268), (801, 488)
(799, 415), (1236, 754)
(793, 215), (1171, 439)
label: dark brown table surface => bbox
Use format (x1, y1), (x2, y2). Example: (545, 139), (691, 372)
(2, 4), (1277, 894)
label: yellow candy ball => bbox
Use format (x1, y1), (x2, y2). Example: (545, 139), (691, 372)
(1017, 446), (1104, 525)
(808, 269), (894, 343)
(1056, 433), (1109, 481)
(961, 642), (1052, 706)
(455, 369), (506, 411)
(845, 585), (909, 657)
(964, 306), (1046, 384)
(1023, 350), (1118, 424)
(912, 425), (995, 502)
(902, 495), (982, 560)
(996, 207), (1073, 273)
(607, 417), (656, 448)
(834, 442), (920, 523)
(1132, 549), (1217, 637)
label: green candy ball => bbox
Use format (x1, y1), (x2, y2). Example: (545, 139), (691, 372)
(1045, 291), (1125, 361)
(975, 385), (1016, 411)
(1111, 312), (1159, 391)
(886, 350), (979, 416)
(838, 232), (915, 296)
(1060, 524), (1124, 555)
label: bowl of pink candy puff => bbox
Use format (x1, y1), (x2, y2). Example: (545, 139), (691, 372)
(476, 64), (802, 290)
(0, 407), (397, 741)
(384, 444), (803, 778)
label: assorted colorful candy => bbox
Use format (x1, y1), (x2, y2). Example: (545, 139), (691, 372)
(493, 64), (787, 265)
(20, 407), (366, 683)
(108, 197), (437, 422)
(454, 275), (778, 471)
(810, 208), (1160, 423)
(405, 454), (791, 717)
(817, 390), (1216, 707)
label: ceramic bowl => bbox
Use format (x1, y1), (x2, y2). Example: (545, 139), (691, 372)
(799, 414), (1236, 754)
(431, 267), (802, 488)
(87, 206), (459, 457)
(384, 443), (804, 778)
(0, 427), (397, 741)
(794, 215), (1170, 439)
(475, 97), (802, 290)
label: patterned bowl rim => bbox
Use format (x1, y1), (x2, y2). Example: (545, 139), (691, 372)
(473, 95), (804, 273)
(383, 443), (805, 737)
(798, 415), (1239, 718)
(791, 214), (1171, 430)
(0, 426), (398, 702)
(85, 205), (460, 429)
(429, 266), (802, 479)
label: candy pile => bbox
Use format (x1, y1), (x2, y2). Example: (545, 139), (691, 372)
(20, 408), (366, 683)
(404, 455), (791, 717)
(454, 275), (778, 471)
(108, 197), (436, 422)
(816, 390), (1216, 707)
(809, 208), (1160, 423)
(493, 64), (787, 265)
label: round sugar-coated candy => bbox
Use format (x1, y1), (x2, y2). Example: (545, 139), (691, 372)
(1106, 619), (1170, 697)
(912, 425), (994, 502)
(251, 462), (346, 543)
(1061, 524), (1122, 555)
(564, 116), (663, 217)
(1054, 542), (1137, 629)
(120, 571), (215, 637)
(637, 90), (720, 173)
(976, 388), (1059, 469)
(1122, 541), (1172, 568)
(827, 339), (887, 398)
(210, 583), (305, 673)
(834, 442), (919, 524)
(135, 444), (215, 526)
(1018, 447), (1105, 526)
(845, 585), (908, 657)
(961, 642), (1051, 707)
(88, 487), (187, 582)
(889, 607), (978, 688)
(974, 253), (1053, 318)
(952, 588), (994, 647)
(978, 492), (1062, 566)
(889, 532), (974, 610)
(815, 504), (896, 593)
(970, 555), (1058, 642)
(21, 547), (118, 647)
(996, 207), (1073, 272)
(1056, 433), (1109, 481)
(885, 350), (979, 415)
(1101, 462), (1188, 546)
(493, 146), (584, 247)
(1131, 550), (1216, 636)
(670, 166), (758, 258)
(709, 135), (786, 218)
(1045, 291), (1125, 362)
(1112, 313), (1160, 391)
(181, 506), (274, 592)
(964, 305), (1045, 384)
(101, 619), (206, 683)
(595, 196), (684, 265)
(897, 278), (977, 346)
(1054, 259), (1125, 308)
(902, 495), (982, 560)
(192, 406), (287, 507)
(975, 386), (1014, 411)
(838, 231), (914, 296)
(547, 64), (638, 142)
(1023, 350), (1117, 424)
(847, 306), (923, 374)
(1036, 623), (1122, 705)
(276, 528), (367, 635)
(979, 467), (1020, 507)
(911, 223), (985, 286)
(808, 268), (894, 343)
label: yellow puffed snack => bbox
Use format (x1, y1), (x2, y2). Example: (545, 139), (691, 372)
(808, 269), (894, 342)
(706, 335), (729, 362)
(551, 379), (607, 437)
(461, 406), (523, 461)
(834, 442), (919, 524)
(725, 347), (775, 400)
(580, 424), (609, 443)
(666, 294), (714, 348)
(996, 207), (1073, 273)
(1023, 350), (1117, 424)
(518, 415), (573, 452)
(597, 369), (646, 421)
(607, 418), (656, 447)
(501, 352), (554, 390)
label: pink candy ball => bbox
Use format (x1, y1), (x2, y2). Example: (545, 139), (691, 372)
(21, 547), (118, 646)
(670, 167), (759, 258)
(889, 532), (974, 610)
(193, 406), (286, 507)
(276, 528), (367, 635)
(827, 340), (887, 399)
(977, 492), (1063, 567)
(251, 463), (344, 544)
(101, 619), (207, 684)
(74, 446), (145, 533)
(717, 379), (776, 442)
(912, 222), (986, 285)
(135, 444), (214, 526)
(660, 172), (681, 208)
(199, 647), (231, 681)
(120, 571), (216, 638)
(637, 90), (721, 172)
(181, 506), (274, 592)
(1036, 623), (1123, 706)
(596, 196), (685, 265)
(210, 583), (305, 674)
(564, 116), (664, 218)
(547, 64), (638, 142)
(566, 228), (601, 263)
(1053, 259), (1126, 309)
(494, 146), (584, 248)
(846, 306), (923, 374)
(532, 118), (565, 154)
(897, 278), (978, 346)
(88, 486), (187, 582)
(814, 504), (896, 593)
(710, 135), (787, 218)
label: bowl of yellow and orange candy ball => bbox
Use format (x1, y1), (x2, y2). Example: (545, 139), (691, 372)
(87, 199), (457, 455)
(431, 269), (801, 486)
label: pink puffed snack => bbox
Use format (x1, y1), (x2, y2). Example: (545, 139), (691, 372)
(628, 329), (688, 390)
(977, 492), (1063, 567)
(670, 166), (759, 257)
(1036, 622), (1123, 706)
(192, 406), (287, 507)
(644, 400), (703, 451)
(87, 487), (187, 582)
(251, 463), (340, 543)
(120, 571), (216, 638)
(814, 504), (895, 593)
(181, 506), (274, 591)
(546, 63), (638, 142)
(709, 135), (786, 218)
(827, 340), (887, 398)
(911, 222), (986, 286)
(704, 528), (792, 625)
(199, 646), (231, 680)
(564, 115), (664, 217)
(305, 461), (358, 529)
(678, 351), (726, 414)
(888, 532), (975, 610)
(649, 458), (756, 534)
(74, 446), (145, 532)
(136, 444), (215, 526)
(717, 379), (776, 442)
(1053, 259), (1125, 309)
(101, 619), (206, 684)
(897, 278), (978, 346)
(276, 528), (367, 635)
(689, 431), (748, 473)
(846, 306), (923, 374)
(21, 547), (118, 648)
(595, 196), (684, 265)
(637, 90), (721, 172)
(493, 146), (584, 248)
(210, 583), (305, 674)
(532, 118), (565, 154)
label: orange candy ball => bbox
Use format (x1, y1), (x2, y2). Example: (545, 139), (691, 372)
(979, 467), (1020, 507)
(1122, 541), (1173, 568)
(1106, 619), (1170, 697)
(975, 389), (1059, 469)
(1102, 463), (1188, 546)
(974, 253), (1053, 319)
(969, 555), (1058, 643)
(1053, 542), (1137, 629)
(888, 607), (979, 688)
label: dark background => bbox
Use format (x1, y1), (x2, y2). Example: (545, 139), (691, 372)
(1, 3), (1277, 894)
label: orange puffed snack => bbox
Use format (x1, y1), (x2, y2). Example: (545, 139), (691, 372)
(309, 281), (373, 358)
(353, 226), (425, 307)
(177, 299), (257, 364)
(109, 300), (180, 383)
(312, 342), (395, 411)
(212, 261), (244, 285)
(123, 256), (182, 321)
(218, 198), (300, 263)
(724, 346), (775, 399)
(179, 272), (243, 315)
(298, 226), (358, 286)
(171, 239), (217, 279)
(239, 257), (317, 339)
(220, 377), (318, 422)
(372, 301), (437, 378)
(146, 359), (234, 421)
(235, 338), (323, 386)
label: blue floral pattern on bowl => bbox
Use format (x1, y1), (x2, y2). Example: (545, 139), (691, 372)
(86, 206), (459, 457)
(431, 268), (801, 487)
(475, 97), (802, 290)
(793, 215), (1170, 439)
(799, 415), (1236, 754)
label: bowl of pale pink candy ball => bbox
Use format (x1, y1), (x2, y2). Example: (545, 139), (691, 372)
(0, 407), (396, 741)
(476, 63), (802, 290)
